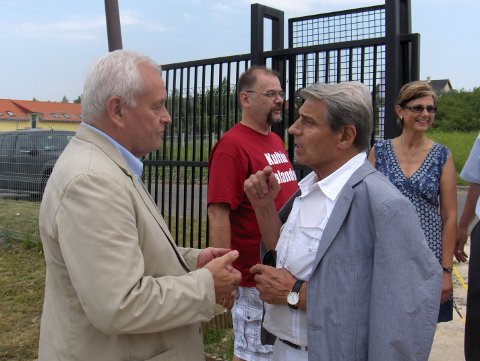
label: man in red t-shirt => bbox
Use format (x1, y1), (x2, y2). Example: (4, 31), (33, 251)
(208, 66), (298, 361)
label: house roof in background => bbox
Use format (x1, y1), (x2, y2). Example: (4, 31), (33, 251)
(426, 79), (453, 96)
(0, 99), (29, 120)
(0, 99), (82, 122)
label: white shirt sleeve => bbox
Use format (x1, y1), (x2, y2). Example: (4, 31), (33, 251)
(460, 132), (480, 184)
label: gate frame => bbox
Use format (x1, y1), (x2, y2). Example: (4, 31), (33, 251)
(150, 0), (421, 248)
(249, 0), (419, 140)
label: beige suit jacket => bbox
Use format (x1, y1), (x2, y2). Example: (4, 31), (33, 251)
(38, 125), (216, 361)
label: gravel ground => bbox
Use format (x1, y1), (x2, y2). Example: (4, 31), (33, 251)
(429, 240), (469, 361)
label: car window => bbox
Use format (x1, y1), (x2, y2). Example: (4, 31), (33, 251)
(37, 134), (73, 151)
(16, 135), (34, 153)
(1, 135), (14, 155)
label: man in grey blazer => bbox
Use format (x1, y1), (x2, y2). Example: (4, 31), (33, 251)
(38, 50), (241, 361)
(244, 82), (442, 361)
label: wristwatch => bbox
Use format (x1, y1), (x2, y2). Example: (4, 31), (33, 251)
(442, 266), (453, 274)
(287, 279), (305, 309)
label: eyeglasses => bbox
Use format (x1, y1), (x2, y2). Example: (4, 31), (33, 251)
(246, 90), (286, 100)
(402, 105), (437, 114)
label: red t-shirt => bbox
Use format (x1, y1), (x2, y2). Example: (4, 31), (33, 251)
(208, 123), (298, 286)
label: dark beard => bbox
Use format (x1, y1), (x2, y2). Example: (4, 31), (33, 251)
(266, 109), (282, 125)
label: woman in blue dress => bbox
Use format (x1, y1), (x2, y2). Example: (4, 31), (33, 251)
(368, 81), (457, 322)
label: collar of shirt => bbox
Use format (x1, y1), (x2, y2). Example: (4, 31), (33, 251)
(299, 152), (367, 203)
(81, 122), (143, 179)
(264, 152), (368, 346)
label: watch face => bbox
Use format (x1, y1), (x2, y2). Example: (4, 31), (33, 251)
(287, 291), (299, 306)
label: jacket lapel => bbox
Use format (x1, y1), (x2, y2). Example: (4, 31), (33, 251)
(311, 161), (376, 270)
(75, 125), (190, 271)
(132, 177), (191, 272)
(132, 179), (172, 237)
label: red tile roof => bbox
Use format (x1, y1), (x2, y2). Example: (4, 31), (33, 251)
(0, 99), (82, 123)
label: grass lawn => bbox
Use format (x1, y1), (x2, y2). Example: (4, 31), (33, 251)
(0, 241), (44, 360)
(428, 130), (478, 185)
(0, 237), (233, 360)
(0, 198), (41, 245)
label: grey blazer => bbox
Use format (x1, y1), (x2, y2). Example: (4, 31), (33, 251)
(38, 125), (216, 361)
(272, 162), (442, 361)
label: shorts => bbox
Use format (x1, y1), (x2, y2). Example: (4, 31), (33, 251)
(232, 287), (273, 361)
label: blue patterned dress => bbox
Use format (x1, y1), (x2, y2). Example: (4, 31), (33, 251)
(374, 139), (453, 322)
(373, 139), (450, 261)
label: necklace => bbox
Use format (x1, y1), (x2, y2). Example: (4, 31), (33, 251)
(402, 151), (417, 160)
(398, 137), (426, 160)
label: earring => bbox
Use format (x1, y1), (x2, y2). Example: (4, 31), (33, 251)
(400, 116), (403, 121)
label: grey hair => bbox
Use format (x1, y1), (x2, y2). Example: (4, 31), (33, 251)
(81, 50), (161, 122)
(300, 82), (373, 151)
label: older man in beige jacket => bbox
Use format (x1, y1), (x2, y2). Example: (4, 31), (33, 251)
(38, 50), (241, 361)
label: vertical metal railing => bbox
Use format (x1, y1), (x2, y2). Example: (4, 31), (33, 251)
(2, 1), (419, 249)
(143, 56), (250, 247)
(141, 1), (418, 248)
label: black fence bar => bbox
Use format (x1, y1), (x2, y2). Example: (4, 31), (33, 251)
(3, 2), (418, 249)
(139, 1), (416, 248)
(151, 57), (253, 247)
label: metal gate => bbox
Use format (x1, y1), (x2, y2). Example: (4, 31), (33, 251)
(142, 0), (419, 248)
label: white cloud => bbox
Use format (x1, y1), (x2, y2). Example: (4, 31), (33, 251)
(11, 9), (168, 42)
(120, 9), (169, 32)
(246, 0), (379, 15)
(213, 3), (234, 13)
(120, 10), (140, 26)
(182, 12), (196, 23)
(15, 17), (105, 41)
(143, 21), (169, 32)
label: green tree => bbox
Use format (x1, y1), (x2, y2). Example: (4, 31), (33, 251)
(435, 88), (480, 132)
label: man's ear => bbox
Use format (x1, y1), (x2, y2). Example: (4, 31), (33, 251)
(106, 96), (125, 128)
(239, 91), (251, 108)
(338, 124), (357, 149)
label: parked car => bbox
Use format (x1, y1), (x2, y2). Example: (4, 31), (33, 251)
(0, 129), (75, 198)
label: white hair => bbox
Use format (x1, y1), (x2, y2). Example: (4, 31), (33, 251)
(81, 50), (161, 122)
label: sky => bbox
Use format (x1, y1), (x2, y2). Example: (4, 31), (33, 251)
(0, 0), (479, 102)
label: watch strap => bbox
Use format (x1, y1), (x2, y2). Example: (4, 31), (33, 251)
(288, 279), (305, 309)
(442, 266), (453, 274)
(292, 279), (305, 293)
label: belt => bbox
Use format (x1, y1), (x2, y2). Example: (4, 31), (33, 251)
(279, 338), (308, 352)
